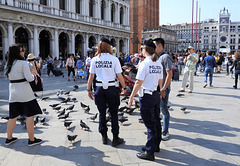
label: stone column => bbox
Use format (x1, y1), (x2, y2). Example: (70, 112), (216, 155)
(71, 31), (75, 54)
(108, 0), (111, 22)
(54, 29), (59, 59)
(126, 38), (129, 54)
(8, 23), (13, 48)
(116, 3), (120, 24)
(97, 0), (101, 19)
(33, 26), (39, 57)
(84, 33), (89, 58)
(116, 37), (120, 55)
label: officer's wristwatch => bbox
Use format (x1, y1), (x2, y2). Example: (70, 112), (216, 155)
(87, 89), (91, 92)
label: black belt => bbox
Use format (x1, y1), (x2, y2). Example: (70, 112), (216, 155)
(96, 80), (116, 83)
(10, 78), (27, 83)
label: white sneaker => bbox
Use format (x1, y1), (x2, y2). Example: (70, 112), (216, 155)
(162, 131), (169, 141)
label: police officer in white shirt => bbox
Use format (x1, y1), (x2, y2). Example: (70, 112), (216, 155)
(87, 37), (126, 147)
(128, 39), (163, 161)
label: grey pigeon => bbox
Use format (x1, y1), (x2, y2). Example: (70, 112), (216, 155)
(58, 112), (70, 120)
(64, 121), (72, 129)
(181, 107), (187, 111)
(53, 106), (61, 111)
(49, 104), (60, 108)
(80, 120), (90, 130)
(176, 93), (185, 97)
(66, 105), (75, 111)
(58, 109), (66, 117)
(67, 135), (78, 144)
(87, 113), (98, 121)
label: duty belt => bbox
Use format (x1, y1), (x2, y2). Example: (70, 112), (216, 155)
(95, 80), (117, 87)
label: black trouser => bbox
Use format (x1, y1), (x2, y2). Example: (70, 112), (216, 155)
(94, 86), (120, 135)
(67, 66), (75, 77)
(139, 91), (161, 155)
(47, 64), (54, 76)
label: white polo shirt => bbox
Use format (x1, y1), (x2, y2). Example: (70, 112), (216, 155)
(136, 56), (163, 91)
(90, 53), (122, 82)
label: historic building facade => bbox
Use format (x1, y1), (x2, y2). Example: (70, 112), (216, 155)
(166, 8), (240, 54)
(201, 8), (240, 53)
(142, 26), (178, 53)
(130, 0), (159, 53)
(0, 0), (130, 60)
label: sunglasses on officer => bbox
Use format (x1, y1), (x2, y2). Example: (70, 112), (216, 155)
(20, 48), (25, 52)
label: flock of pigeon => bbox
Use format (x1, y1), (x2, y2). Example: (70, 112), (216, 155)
(1, 84), (188, 145)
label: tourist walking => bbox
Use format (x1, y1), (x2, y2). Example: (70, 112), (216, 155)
(230, 52), (240, 89)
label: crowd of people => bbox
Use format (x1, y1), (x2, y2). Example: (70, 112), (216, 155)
(4, 37), (240, 162)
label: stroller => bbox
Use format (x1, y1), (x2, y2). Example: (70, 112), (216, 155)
(122, 75), (135, 96)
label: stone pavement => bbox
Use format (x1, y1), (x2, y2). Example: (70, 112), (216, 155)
(0, 70), (240, 166)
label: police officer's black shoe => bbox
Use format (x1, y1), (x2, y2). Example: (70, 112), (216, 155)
(112, 137), (124, 147)
(102, 137), (108, 144)
(142, 146), (160, 152)
(101, 133), (108, 145)
(136, 151), (155, 161)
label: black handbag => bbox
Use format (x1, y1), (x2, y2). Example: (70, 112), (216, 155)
(30, 75), (43, 92)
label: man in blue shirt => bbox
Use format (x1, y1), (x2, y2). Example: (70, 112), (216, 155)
(202, 51), (217, 88)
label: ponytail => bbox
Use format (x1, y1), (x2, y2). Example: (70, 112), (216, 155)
(152, 52), (158, 62)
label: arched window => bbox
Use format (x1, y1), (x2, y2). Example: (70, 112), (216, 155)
(120, 7), (124, 25)
(111, 3), (115, 22)
(101, 0), (106, 20)
(76, 0), (81, 14)
(59, 0), (65, 10)
(89, 0), (94, 17)
(40, 0), (47, 5)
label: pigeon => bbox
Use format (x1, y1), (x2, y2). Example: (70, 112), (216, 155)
(84, 106), (90, 114)
(73, 88), (77, 91)
(64, 121), (72, 129)
(1, 116), (9, 120)
(42, 108), (47, 114)
(67, 135), (78, 144)
(49, 104), (60, 108)
(181, 107), (187, 111)
(118, 112), (124, 117)
(73, 85), (79, 89)
(126, 107), (136, 115)
(65, 91), (70, 95)
(80, 102), (88, 109)
(80, 120), (90, 130)
(58, 112), (70, 120)
(176, 93), (185, 97)
(119, 106), (128, 112)
(118, 117), (128, 124)
(61, 97), (71, 104)
(17, 117), (26, 125)
(121, 96), (129, 102)
(53, 106), (61, 111)
(66, 105), (75, 111)
(58, 109), (66, 117)
(87, 113), (98, 121)
(34, 116), (39, 126)
(41, 97), (49, 101)
(40, 117), (46, 124)
(71, 98), (77, 103)
(138, 118), (144, 123)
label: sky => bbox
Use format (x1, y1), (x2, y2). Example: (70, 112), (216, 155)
(160, 0), (240, 25)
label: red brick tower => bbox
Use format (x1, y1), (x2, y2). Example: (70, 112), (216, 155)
(130, 0), (159, 54)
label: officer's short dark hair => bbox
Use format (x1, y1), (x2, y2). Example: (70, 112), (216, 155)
(153, 38), (165, 48)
